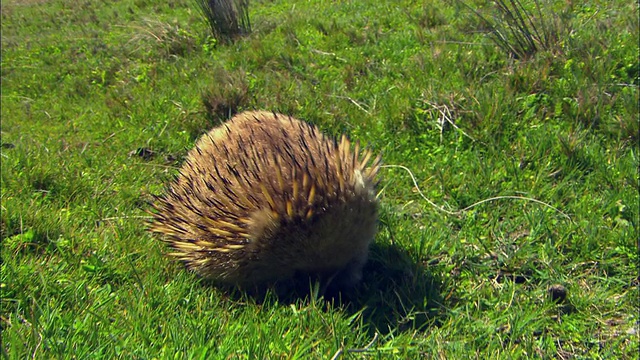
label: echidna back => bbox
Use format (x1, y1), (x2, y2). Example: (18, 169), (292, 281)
(150, 111), (381, 287)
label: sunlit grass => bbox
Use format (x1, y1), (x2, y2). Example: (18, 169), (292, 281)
(1, 0), (637, 358)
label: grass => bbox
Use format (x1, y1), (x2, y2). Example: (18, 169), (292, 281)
(1, 0), (638, 358)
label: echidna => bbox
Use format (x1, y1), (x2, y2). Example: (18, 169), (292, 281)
(149, 111), (381, 288)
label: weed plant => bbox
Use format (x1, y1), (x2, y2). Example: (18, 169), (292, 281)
(195, 0), (251, 43)
(461, 0), (565, 59)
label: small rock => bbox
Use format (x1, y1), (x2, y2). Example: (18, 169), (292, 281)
(548, 284), (567, 303)
(129, 147), (156, 160)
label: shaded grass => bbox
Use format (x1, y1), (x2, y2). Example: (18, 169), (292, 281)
(2, 0), (638, 358)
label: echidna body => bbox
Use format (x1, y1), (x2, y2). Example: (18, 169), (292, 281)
(150, 111), (381, 287)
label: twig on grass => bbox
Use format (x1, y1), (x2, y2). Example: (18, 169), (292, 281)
(310, 48), (347, 63)
(330, 332), (379, 360)
(381, 164), (572, 221)
(329, 95), (371, 115)
(136, 162), (181, 170)
(102, 129), (126, 143)
(99, 215), (153, 223)
(422, 100), (476, 143)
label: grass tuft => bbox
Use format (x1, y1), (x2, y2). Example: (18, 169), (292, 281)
(195, 0), (251, 43)
(200, 67), (250, 125)
(462, 0), (567, 59)
(128, 18), (199, 57)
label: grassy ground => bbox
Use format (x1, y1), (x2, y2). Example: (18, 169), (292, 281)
(1, 0), (638, 358)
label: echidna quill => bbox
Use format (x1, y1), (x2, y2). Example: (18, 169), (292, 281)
(149, 111), (381, 288)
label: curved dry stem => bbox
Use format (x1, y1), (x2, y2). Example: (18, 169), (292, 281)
(382, 164), (572, 221)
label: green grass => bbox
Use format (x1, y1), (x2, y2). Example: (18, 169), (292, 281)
(1, 0), (638, 358)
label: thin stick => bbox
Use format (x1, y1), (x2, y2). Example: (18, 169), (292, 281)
(329, 95), (371, 115)
(422, 100), (476, 142)
(330, 332), (379, 360)
(348, 332), (379, 353)
(99, 215), (153, 222)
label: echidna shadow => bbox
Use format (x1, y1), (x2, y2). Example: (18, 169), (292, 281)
(349, 238), (444, 333)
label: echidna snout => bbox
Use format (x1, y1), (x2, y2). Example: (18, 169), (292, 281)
(149, 111), (381, 288)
